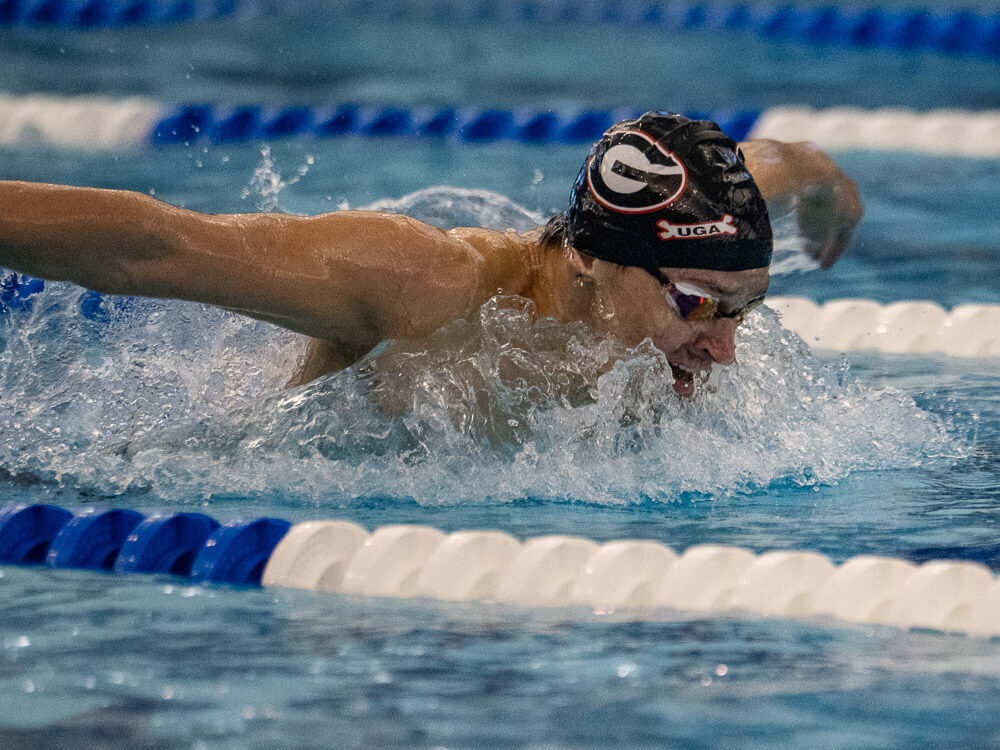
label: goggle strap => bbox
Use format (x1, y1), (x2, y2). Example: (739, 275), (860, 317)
(644, 267), (670, 286)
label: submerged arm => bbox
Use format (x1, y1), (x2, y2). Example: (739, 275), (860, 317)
(0, 180), (511, 357)
(738, 140), (863, 268)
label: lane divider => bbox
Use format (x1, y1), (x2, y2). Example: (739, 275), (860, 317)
(0, 0), (250, 27)
(0, 96), (747, 147)
(3, 95), (1000, 155)
(4, 276), (999, 359)
(3, 0), (999, 62)
(348, 0), (1000, 60)
(767, 296), (1000, 358)
(2, 503), (999, 636)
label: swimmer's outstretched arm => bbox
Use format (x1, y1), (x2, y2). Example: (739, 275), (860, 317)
(739, 140), (863, 268)
(0, 180), (521, 357)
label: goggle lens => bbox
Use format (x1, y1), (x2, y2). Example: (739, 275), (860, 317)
(669, 282), (719, 321)
(662, 279), (764, 324)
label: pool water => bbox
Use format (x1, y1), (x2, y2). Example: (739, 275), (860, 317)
(3, 4), (1000, 748)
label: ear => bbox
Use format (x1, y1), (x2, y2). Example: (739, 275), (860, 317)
(566, 247), (598, 276)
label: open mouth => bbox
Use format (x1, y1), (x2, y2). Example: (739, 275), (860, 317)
(670, 362), (697, 397)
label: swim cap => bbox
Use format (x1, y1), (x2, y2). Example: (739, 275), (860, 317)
(565, 112), (772, 272)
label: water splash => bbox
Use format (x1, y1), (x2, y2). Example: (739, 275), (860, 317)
(768, 202), (821, 276)
(0, 187), (968, 506)
(366, 185), (545, 231)
(240, 146), (314, 212)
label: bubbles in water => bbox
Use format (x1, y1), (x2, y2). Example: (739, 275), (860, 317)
(0, 187), (969, 506)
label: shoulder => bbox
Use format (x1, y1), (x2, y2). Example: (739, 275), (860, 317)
(445, 225), (538, 297)
(288, 210), (538, 308)
(309, 211), (538, 297)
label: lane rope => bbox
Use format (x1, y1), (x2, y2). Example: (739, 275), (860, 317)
(2, 0), (999, 62)
(0, 0), (252, 27)
(346, 0), (1000, 60)
(2, 95), (1000, 155)
(2, 502), (999, 636)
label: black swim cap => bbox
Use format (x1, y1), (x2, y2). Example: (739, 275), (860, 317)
(565, 111), (772, 272)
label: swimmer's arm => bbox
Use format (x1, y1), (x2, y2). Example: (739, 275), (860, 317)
(739, 140), (863, 268)
(0, 180), (506, 349)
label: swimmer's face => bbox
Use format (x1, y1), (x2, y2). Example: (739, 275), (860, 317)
(586, 261), (769, 397)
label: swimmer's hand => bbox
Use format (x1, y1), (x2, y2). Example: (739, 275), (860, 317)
(739, 139), (863, 268)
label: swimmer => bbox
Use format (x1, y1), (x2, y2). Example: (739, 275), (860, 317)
(0, 112), (861, 396)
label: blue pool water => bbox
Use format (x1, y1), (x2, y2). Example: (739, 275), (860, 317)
(3, 4), (1000, 748)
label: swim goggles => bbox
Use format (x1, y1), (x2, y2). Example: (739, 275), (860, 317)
(646, 269), (765, 324)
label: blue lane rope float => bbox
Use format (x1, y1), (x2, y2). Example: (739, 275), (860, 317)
(45, 507), (146, 570)
(115, 511), (219, 576)
(3, 96), (1000, 155)
(148, 104), (701, 145)
(0, 0), (249, 27)
(0, 503), (73, 564)
(4, 502), (1000, 636)
(1, 0), (998, 60)
(354, 0), (1000, 59)
(188, 517), (291, 585)
(0, 503), (290, 585)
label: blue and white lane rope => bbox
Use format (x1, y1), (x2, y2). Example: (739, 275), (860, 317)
(350, 0), (1000, 60)
(4, 273), (1000, 358)
(2, 502), (1000, 637)
(0, 0), (253, 27)
(2, 95), (1000, 156)
(2, 0), (1000, 62)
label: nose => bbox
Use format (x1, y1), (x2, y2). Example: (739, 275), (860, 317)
(695, 317), (737, 366)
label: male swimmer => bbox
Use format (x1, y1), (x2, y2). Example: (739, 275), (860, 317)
(0, 112), (861, 396)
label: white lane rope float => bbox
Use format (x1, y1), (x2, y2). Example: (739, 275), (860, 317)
(767, 297), (1000, 358)
(262, 522), (1000, 637)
